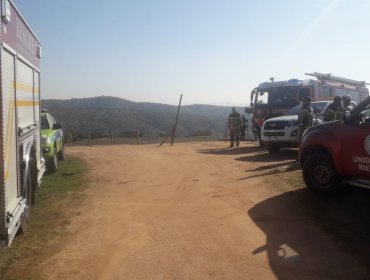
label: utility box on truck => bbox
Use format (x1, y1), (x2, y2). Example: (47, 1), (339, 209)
(0, 0), (44, 245)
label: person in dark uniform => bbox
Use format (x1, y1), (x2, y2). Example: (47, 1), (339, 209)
(298, 96), (313, 137)
(324, 96), (345, 122)
(240, 115), (247, 140)
(228, 107), (243, 147)
(342, 94), (354, 111)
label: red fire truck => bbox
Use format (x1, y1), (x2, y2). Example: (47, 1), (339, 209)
(299, 96), (370, 195)
(250, 73), (369, 144)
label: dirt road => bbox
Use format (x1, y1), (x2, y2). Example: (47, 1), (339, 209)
(15, 142), (370, 279)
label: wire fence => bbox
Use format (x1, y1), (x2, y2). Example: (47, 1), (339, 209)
(68, 135), (225, 147)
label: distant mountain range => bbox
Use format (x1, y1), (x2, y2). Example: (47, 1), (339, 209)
(41, 96), (246, 139)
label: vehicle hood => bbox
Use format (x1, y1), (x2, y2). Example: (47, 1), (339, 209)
(265, 115), (298, 122)
(41, 129), (52, 138)
(303, 120), (340, 136)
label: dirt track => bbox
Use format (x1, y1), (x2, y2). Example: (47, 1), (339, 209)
(19, 142), (370, 279)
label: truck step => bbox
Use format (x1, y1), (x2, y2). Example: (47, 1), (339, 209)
(345, 179), (370, 189)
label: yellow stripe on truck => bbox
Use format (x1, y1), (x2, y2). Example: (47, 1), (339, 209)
(13, 82), (39, 94)
(16, 100), (39, 106)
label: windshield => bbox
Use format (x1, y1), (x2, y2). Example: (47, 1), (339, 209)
(261, 86), (298, 106)
(41, 115), (50, 129)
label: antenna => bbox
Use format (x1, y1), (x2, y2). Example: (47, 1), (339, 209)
(305, 72), (367, 87)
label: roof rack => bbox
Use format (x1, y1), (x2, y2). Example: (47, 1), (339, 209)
(305, 72), (368, 87)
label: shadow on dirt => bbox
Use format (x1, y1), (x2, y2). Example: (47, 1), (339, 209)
(238, 161), (299, 180)
(248, 187), (370, 279)
(235, 149), (298, 163)
(198, 145), (263, 155)
(198, 143), (298, 161)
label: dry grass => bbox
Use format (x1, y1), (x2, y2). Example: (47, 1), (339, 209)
(0, 155), (87, 280)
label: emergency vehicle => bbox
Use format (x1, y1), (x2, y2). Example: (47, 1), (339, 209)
(250, 72), (369, 144)
(299, 96), (370, 195)
(0, 0), (44, 245)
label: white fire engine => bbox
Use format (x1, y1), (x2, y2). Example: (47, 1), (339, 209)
(0, 0), (45, 245)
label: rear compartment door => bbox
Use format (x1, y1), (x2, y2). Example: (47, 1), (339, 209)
(2, 49), (20, 213)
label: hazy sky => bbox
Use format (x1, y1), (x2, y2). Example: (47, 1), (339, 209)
(13, 0), (370, 106)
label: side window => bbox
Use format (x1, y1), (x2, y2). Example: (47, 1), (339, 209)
(348, 90), (360, 103)
(334, 88), (348, 97)
(41, 115), (50, 129)
(322, 87), (331, 98)
(299, 87), (310, 100)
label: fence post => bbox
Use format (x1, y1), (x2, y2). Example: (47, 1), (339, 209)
(111, 132), (113, 145)
(137, 129), (140, 145)
(171, 94), (183, 146)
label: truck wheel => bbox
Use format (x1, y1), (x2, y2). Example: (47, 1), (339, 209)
(267, 144), (280, 153)
(21, 166), (33, 226)
(57, 143), (65, 161)
(48, 148), (58, 173)
(302, 153), (342, 195)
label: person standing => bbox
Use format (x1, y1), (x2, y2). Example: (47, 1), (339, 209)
(240, 115), (247, 140)
(324, 96), (345, 122)
(343, 94), (354, 111)
(228, 107), (243, 147)
(298, 96), (314, 137)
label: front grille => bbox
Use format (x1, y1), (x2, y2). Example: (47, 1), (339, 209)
(264, 121), (289, 130)
(264, 132), (285, 137)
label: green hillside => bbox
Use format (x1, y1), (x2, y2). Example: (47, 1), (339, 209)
(41, 96), (246, 139)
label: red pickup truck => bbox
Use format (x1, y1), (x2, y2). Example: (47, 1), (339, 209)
(299, 96), (370, 195)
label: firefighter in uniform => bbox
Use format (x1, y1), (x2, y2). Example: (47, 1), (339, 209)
(298, 96), (314, 137)
(324, 96), (345, 122)
(343, 94), (354, 111)
(228, 107), (243, 147)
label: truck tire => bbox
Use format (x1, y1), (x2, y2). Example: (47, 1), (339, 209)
(57, 143), (65, 161)
(20, 163), (34, 231)
(48, 147), (58, 173)
(302, 153), (342, 195)
(267, 144), (280, 153)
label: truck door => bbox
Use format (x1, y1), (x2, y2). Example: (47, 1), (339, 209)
(340, 104), (370, 179)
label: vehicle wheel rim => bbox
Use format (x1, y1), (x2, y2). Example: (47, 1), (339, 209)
(311, 163), (334, 188)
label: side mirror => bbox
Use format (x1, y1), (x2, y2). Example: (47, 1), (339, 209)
(250, 101), (254, 107)
(53, 123), (62, 130)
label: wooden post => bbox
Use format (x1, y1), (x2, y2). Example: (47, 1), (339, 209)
(171, 94), (183, 146)
(111, 132), (113, 145)
(88, 132), (91, 146)
(137, 129), (140, 145)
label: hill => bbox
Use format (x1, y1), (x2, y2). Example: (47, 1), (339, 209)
(41, 96), (246, 139)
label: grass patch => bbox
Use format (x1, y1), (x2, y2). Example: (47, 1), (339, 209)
(0, 155), (87, 280)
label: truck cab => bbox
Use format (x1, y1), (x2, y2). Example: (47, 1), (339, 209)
(299, 96), (370, 195)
